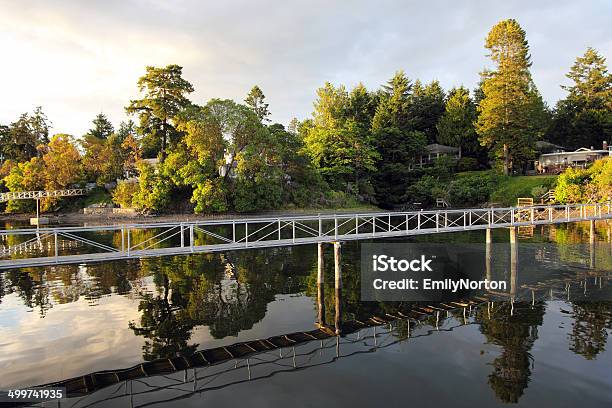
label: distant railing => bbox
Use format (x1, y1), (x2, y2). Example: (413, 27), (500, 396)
(0, 188), (87, 203)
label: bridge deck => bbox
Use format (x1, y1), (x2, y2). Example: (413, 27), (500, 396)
(0, 202), (610, 269)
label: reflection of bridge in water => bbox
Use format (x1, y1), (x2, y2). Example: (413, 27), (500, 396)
(0, 202), (610, 269)
(21, 266), (610, 408)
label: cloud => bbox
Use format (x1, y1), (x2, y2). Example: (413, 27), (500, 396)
(0, 0), (610, 136)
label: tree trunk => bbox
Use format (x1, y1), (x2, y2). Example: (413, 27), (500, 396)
(160, 120), (167, 163)
(503, 143), (509, 176)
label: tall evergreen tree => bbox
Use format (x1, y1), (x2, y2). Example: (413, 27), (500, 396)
(126, 65), (194, 161)
(408, 80), (446, 143)
(436, 86), (478, 157)
(547, 48), (611, 149)
(244, 85), (271, 123)
(476, 19), (546, 175)
(86, 113), (114, 140)
(372, 71), (426, 207)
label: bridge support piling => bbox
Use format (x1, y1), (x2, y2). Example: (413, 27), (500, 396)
(486, 241), (492, 281)
(317, 243), (326, 326)
(510, 238), (517, 299)
(509, 226), (517, 245)
(486, 228), (492, 244)
(590, 220), (596, 245)
(334, 241), (342, 335)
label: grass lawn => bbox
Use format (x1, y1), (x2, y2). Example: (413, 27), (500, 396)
(80, 187), (113, 207)
(489, 174), (557, 206)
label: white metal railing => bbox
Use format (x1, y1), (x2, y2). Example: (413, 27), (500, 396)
(0, 202), (610, 268)
(0, 188), (87, 203)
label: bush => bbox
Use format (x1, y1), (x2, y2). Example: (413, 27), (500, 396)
(112, 181), (139, 208)
(447, 172), (498, 207)
(555, 158), (612, 203)
(530, 185), (548, 199)
(457, 157), (480, 172)
(404, 175), (446, 207)
(131, 161), (172, 212)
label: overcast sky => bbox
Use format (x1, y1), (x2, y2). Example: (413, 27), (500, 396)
(1, 0), (610, 137)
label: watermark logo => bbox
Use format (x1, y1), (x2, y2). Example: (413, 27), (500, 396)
(372, 254), (434, 272)
(361, 243), (508, 302)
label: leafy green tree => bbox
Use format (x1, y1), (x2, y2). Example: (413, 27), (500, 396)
(3, 158), (44, 212)
(476, 19), (546, 175)
(132, 160), (172, 212)
(437, 86), (478, 157)
(0, 107), (51, 162)
(126, 65), (194, 161)
(244, 85), (271, 122)
(547, 48), (611, 149)
(304, 82), (379, 196)
(40, 134), (83, 209)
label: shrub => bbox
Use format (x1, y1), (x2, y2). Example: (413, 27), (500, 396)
(530, 185), (548, 199)
(457, 157), (480, 172)
(447, 172), (498, 207)
(131, 161), (172, 212)
(555, 158), (612, 203)
(112, 181), (139, 208)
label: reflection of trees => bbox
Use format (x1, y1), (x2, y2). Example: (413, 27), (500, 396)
(129, 272), (197, 361)
(129, 246), (313, 360)
(476, 302), (545, 404)
(569, 301), (612, 360)
(1, 260), (142, 316)
(4, 268), (52, 316)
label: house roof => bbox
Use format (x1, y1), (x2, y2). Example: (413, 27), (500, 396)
(540, 148), (609, 157)
(536, 141), (566, 153)
(425, 143), (459, 154)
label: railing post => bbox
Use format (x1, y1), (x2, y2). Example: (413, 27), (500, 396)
(388, 213), (391, 232)
(566, 204), (570, 221)
(127, 229), (131, 257)
(292, 220), (295, 243)
(417, 211), (421, 230)
(245, 223), (248, 247)
(549, 207), (553, 222)
(334, 216), (338, 239)
(318, 215), (322, 237)
(356, 216), (359, 235)
(121, 226), (125, 252)
(436, 212), (439, 232)
(510, 208), (515, 226)
(278, 219), (281, 240)
(54, 232), (58, 259)
(372, 216), (376, 236)
(232, 220), (236, 243)
(190, 225), (194, 251)
(180, 223), (184, 247)
(405, 214), (409, 232)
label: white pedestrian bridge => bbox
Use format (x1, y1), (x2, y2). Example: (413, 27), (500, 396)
(0, 202), (610, 269)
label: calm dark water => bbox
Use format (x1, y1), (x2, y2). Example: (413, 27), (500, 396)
(1, 222), (611, 407)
